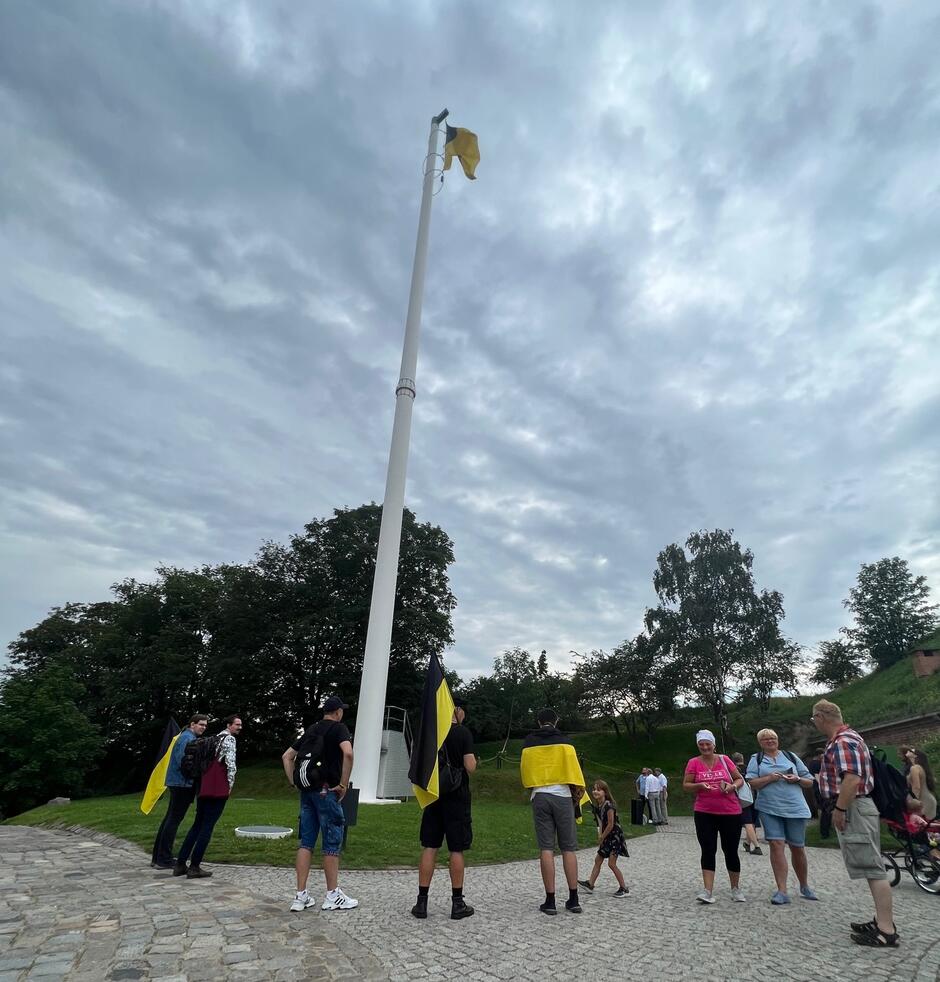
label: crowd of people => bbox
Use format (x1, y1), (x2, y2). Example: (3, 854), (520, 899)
(634, 766), (669, 824)
(146, 696), (937, 950)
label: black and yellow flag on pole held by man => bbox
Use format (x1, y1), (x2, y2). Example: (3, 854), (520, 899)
(140, 717), (181, 815)
(443, 125), (480, 180)
(408, 652), (456, 808)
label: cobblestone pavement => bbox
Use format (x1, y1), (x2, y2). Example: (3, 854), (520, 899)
(0, 825), (384, 982)
(2, 822), (939, 982)
(235, 819), (940, 982)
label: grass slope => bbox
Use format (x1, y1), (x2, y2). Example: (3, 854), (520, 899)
(818, 657), (940, 727)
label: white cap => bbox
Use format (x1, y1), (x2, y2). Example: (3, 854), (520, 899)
(696, 729), (716, 744)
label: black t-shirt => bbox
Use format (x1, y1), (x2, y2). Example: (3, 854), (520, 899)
(292, 719), (352, 787)
(443, 724), (474, 791)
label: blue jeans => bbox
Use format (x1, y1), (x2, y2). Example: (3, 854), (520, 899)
(177, 796), (228, 865)
(298, 790), (345, 856)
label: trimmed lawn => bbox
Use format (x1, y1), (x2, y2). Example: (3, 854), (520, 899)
(6, 792), (653, 869)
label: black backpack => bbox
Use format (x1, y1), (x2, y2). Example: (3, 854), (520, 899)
(293, 722), (338, 790)
(869, 748), (909, 823)
(180, 734), (222, 781)
(437, 741), (464, 796)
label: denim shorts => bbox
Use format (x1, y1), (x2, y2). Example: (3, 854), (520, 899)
(758, 811), (808, 846)
(298, 789), (345, 855)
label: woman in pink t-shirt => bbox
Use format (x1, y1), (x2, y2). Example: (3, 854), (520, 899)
(683, 729), (745, 904)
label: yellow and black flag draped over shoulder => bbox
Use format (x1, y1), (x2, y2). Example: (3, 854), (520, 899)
(443, 125), (480, 180)
(408, 652), (456, 808)
(140, 718), (181, 815)
(520, 725), (591, 822)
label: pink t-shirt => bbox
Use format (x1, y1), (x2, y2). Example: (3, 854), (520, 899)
(686, 755), (742, 815)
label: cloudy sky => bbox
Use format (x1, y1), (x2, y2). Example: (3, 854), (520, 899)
(2, 1), (938, 680)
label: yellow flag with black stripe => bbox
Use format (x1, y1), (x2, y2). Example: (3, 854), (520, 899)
(408, 652), (456, 808)
(443, 125), (480, 180)
(140, 718), (181, 815)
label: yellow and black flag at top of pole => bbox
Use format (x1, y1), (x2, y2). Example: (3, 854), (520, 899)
(408, 651), (456, 808)
(443, 125), (480, 180)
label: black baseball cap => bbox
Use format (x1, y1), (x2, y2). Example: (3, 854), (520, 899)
(322, 695), (349, 712)
(537, 707), (558, 725)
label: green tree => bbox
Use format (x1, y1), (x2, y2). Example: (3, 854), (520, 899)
(5, 503), (458, 792)
(575, 636), (674, 741)
(0, 662), (102, 818)
(843, 557), (938, 670)
(810, 639), (867, 689)
(645, 528), (787, 744)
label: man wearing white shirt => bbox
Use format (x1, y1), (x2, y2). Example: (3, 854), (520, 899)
(654, 768), (669, 825)
(646, 767), (665, 824)
(635, 767), (652, 822)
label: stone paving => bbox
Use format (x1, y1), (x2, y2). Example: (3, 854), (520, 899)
(0, 826), (384, 982)
(2, 821), (940, 982)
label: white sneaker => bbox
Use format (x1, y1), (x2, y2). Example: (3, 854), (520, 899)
(322, 888), (359, 911)
(731, 888), (747, 902)
(290, 890), (316, 912)
(696, 890), (716, 904)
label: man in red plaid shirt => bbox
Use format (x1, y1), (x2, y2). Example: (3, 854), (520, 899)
(813, 699), (896, 948)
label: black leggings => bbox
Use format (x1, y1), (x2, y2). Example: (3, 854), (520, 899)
(694, 811), (741, 873)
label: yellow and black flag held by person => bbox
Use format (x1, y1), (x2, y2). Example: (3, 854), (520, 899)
(140, 718), (181, 815)
(408, 651), (456, 808)
(443, 125), (480, 180)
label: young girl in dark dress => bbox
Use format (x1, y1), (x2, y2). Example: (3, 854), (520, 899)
(578, 780), (629, 897)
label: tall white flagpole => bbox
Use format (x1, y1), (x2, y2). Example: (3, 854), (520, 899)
(351, 109), (449, 802)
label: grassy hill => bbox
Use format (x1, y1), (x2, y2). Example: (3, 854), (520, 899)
(816, 656), (940, 726)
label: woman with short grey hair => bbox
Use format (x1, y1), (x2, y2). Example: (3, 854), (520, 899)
(746, 728), (818, 905)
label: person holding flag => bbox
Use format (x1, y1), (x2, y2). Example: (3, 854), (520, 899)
(521, 708), (588, 915)
(147, 714), (208, 869)
(408, 653), (477, 921)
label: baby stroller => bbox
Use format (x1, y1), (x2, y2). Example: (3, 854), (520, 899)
(882, 817), (940, 894)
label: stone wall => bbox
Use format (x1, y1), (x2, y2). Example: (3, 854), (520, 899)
(913, 649), (940, 678)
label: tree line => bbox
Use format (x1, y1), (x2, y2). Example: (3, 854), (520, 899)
(1, 509), (935, 818)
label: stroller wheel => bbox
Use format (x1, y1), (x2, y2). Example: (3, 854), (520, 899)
(910, 855), (940, 894)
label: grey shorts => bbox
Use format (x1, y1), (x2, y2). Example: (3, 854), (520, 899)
(835, 796), (887, 881)
(532, 792), (578, 852)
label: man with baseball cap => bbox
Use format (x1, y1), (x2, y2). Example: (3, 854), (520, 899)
(282, 695), (358, 912)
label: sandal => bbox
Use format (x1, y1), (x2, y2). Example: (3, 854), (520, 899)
(851, 928), (899, 948)
(850, 919), (898, 935)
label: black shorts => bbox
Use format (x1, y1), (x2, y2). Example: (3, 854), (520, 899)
(420, 789), (472, 852)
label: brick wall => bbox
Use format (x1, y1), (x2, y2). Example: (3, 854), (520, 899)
(858, 715), (940, 748)
(913, 649), (940, 678)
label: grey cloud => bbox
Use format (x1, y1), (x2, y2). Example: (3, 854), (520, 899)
(1, 0), (938, 681)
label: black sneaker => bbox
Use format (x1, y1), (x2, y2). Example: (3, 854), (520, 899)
(172, 862), (189, 877)
(614, 887), (629, 898)
(451, 898), (474, 920)
(186, 864), (212, 879)
(565, 898), (582, 914)
(539, 902), (558, 915)
(411, 895), (428, 919)
(153, 861), (175, 870)
(577, 879), (594, 892)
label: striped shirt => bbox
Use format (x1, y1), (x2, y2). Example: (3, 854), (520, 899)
(818, 725), (873, 798)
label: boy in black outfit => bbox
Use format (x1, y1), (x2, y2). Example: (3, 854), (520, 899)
(411, 698), (477, 920)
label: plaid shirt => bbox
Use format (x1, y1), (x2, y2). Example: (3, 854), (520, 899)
(818, 725), (873, 798)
